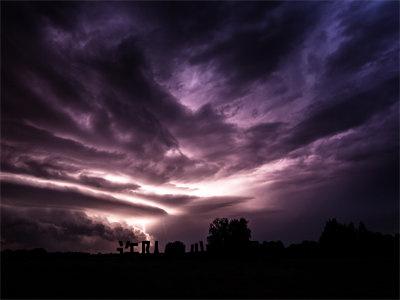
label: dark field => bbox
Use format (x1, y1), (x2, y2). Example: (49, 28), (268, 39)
(1, 253), (398, 299)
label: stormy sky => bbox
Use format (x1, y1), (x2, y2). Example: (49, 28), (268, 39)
(1, 1), (399, 252)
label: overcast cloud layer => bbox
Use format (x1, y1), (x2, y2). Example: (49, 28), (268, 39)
(1, 1), (399, 252)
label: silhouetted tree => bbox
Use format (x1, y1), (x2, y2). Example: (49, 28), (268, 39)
(207, 218), (251, 254)
(164, 241), (186, 257)
(208, 218), (230, 252)
(319, 218), (398, 257)
(248, 240), (261, 255)
(287, 241), (319, 258)
(319, 218), (357, 255)
(230, 218), (251, 245)
(262, 240), (285, 257)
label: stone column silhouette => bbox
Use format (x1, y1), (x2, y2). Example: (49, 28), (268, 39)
(154, 241), (159, 255)
(117, 241), (124, 254)
(142, 241), (146, 254)
(126, 241), (138, 253)
(199, 241), (204, 252)
(142, 241), (150, 254)
(190, 244), (194, 253)
(195, 243), (199, 252)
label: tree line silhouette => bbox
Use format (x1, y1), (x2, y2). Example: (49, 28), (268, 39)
(1, 217), (398, 259)
(162, 217), (398, 259)
(2, 217), (398, 299)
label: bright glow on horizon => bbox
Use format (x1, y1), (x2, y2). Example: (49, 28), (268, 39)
(0, 157), (294, 217)
(85, 211), (154, 242)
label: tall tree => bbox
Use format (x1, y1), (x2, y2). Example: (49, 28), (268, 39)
(207, 218), (251, 254)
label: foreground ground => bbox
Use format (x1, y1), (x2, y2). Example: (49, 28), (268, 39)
(1, 253), (398, 299)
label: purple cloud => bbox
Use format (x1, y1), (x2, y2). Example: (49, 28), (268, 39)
(1, 1), (398, 251)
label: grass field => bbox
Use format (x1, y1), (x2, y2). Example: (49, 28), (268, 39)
(1, 253), (398, 299)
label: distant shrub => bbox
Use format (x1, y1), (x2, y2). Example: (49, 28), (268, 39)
(164, 241), (186, 256)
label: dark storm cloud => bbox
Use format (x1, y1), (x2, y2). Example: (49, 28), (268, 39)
(189, 2), (323, 90)
(229, 122), (287, 171)
(1, 180), (166, 217)
(325, 1), (399, 76)
(2, 122), (125, 161)
(78, 175), (140, 192)
(262, 106), (399, 230)
(184, 196), (252, 214)
(2, 1), (192, 184)
(1, 205), (148, 252)
(130, 191), (252, 211)
(1, 152), (141, 192)
(1, 0), (398, 250)
(1, 1), (323, 182)
(287, 76), (399, 148)
(275, 107), (398, 197)
(128, 2), (283, 81)
(1, 144), (81, 178)
(171, 104), (240, 165)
